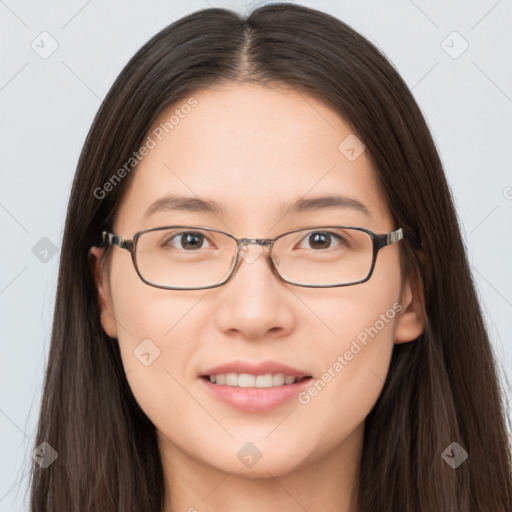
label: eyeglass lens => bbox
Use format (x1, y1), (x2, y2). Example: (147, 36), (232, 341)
(134, 226), (374, 289)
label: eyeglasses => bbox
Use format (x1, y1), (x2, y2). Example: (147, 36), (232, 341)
(101, 225), (404, 290)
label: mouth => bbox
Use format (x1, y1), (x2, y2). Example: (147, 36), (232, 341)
(200, 373), (313, 388)
(198, 372), (314, 412)
(198, 361), (314, 411)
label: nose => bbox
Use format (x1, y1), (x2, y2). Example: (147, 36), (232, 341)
(213, 240), (295, 340)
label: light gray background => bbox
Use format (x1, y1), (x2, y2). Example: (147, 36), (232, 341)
(1, 0), (511, 509)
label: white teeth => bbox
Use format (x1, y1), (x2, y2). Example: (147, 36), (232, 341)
(207, 372), (307, 388)
(273, 374), (285, 386)
(225, 372), (238, 386)
(238, 373), (256, 387)
(255, 374), (273, 388)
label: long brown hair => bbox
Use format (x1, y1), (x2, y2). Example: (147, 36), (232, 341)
(28, 3), (512, 510)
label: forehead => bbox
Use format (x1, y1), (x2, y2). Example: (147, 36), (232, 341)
(114, 83), (392, 233)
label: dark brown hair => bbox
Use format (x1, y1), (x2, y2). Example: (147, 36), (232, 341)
(28, 3), (512, 510)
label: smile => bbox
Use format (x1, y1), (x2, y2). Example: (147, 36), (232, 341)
(203, 373), (312, 387)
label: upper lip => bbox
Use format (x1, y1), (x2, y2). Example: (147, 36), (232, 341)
(201, 360), (312, 378)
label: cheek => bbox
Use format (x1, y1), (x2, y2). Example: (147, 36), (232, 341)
(109, 250), (206, 353)
(108, 260), (207, 423)
(295, 251), (402, 436)
(281, 310), (396, 475)
(299, 296), (398, 426)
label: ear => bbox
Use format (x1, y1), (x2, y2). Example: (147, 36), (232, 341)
(88, 246), (118, 338)
(394, 271), (426, 344)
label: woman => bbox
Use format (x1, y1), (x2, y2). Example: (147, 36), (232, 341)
(28, 3), (512, 511)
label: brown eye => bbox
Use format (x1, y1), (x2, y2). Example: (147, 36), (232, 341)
(297, 231), (348, 250)
(163, 231), (211, 250)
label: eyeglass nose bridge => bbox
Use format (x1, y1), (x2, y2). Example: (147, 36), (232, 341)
(237, 237), (274, 248)
(234, 237), (276, 266)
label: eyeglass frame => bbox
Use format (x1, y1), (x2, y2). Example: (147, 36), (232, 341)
(101, 224), (404, 290)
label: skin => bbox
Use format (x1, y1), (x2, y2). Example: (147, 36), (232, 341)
(89, 83), (425, 512)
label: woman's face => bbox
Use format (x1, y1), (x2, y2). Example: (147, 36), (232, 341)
(91, 83), (424, 480)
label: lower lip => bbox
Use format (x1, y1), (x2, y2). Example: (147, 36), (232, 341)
(199, 376), (313, 412)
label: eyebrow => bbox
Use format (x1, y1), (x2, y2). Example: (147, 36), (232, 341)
(143, 194), (373, 220)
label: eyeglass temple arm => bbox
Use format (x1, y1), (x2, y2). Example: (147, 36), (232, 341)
(102, 231), (134, 253)
(373, 227), (404, 251)
(387, 227), (404, 245)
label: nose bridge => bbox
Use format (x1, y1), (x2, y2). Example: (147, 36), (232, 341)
(233, 236), (278, 277)
(238, 237), (273, 248)
(237, 236), (274, 266)
(216, 235), (294, 341)
(237, 237), (275, 263)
